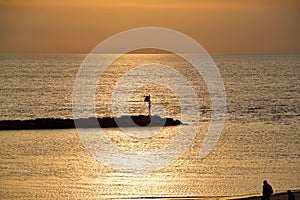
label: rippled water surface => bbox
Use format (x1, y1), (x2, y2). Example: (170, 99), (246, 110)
(0, 54), (299, 199)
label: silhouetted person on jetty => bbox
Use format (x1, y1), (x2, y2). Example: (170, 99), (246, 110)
(262, 180), (273, 200)
(287, 190), (295, 200)
(144, 95), (151, 116)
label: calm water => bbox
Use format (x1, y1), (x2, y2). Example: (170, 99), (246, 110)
(0, 54), (299, 199)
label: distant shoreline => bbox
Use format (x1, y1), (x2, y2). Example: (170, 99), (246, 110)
(0, 115), (181, 130)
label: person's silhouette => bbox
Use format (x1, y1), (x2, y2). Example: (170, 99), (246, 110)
(287, 190), (295, 200)
(262, 180), (273, 200)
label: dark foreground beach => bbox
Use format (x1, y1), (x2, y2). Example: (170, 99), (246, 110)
(115, 191), (300, 199)
(150, 192), (300, 199)
(228, 191), (300, 200)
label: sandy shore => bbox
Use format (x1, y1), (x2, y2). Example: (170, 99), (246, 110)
(229, 191), (300, 200)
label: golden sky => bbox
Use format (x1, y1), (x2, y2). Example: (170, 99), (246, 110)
(0, 0), (299, 54)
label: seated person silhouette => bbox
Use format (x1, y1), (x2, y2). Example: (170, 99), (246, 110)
(287, 190), (295, 200)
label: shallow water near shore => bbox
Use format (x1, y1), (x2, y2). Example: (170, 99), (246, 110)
(0, 121), (299, 199)
(0, 54), (299, 198)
